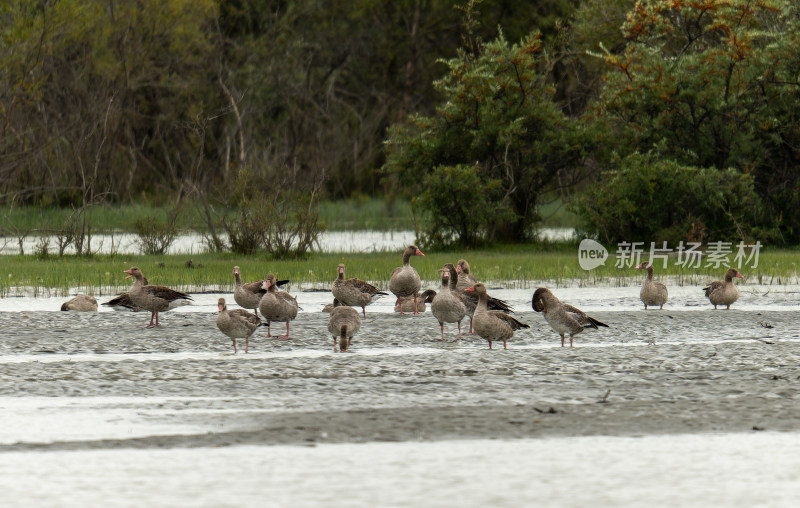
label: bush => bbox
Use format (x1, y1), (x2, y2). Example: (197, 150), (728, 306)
(573, 150), (761, 245)
(135, 215), (178, 255)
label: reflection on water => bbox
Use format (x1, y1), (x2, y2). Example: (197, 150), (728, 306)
(0, 228), (576, 255)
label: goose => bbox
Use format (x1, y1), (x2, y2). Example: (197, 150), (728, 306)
(455, 259), (478, 292)
(259, 273), (299, 339)
(103, 274), (192, 312)
(216, 297), (262, 353)
(431, 263), (467, 340)
(123, 267), (192, 328)
(332, 263), (387, 318)
(635, 262), (668, 309)
(60, 294), (98, 312)
(394, 289), (437, 313)
(453, 259), (512, 333)
(233, 266), (290, 317)
(389, 244), (425, 315)
(327, 299), (362, 352)
(464, 283), (529, 349)
(703, 268), (744, 309)
(532, 288), (608, 347)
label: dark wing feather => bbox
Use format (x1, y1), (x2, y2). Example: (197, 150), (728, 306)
(703, 281), (724, 297)
(348, 278), (387, 297)
(144, 284), (192, 302)
(228, 308), (262, 326)
(102, 293), (137, 310)
(563, 303), (609, 329)
(488, 311), (529, 330)
(461, 292), (513, 313)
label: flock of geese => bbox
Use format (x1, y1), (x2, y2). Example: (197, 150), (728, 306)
(59, 244), (747, 353)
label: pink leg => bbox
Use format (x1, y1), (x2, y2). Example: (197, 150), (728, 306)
(145, 312), (156, 328)
(232, 340), (237, 354)
(503, 340), (507, 350)
(560, 334), (565, 347)
(362, 307), (366, 319)
(440, 323), (445, 341)
(569, 335), (574, 347)
(245, 336), (249, 353)
(489, 340), (493, 350)
(266, 321), (272, 338)
(396, 298), (406, 315)
(277, 321), (290, 340)
(154, 312), (160, 326)
(469, 319), (474, 334)
(413, 296), (420, 315)
(457, 321), (463, 340)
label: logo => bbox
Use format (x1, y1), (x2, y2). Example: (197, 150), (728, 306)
(578, 239), (608, 270)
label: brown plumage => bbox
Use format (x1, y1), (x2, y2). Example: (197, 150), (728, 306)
(455, 259), (478, 292)
(464, 283), (529, 349)
(394, 289), (437, 313)
(327, 299), (362, 352)
(216, 298), (262, 353)
(233, 266), (266, 317)
(332, 263), (388, 318)
(258, 273), (298, 339)
(703, 268), (744, 309)
(389, 244), (425, 315)
(103, 275), (191, 312)
(635, 262), (668, 309)
(431, 263), (467, 340)
(532, 288), (608, 347)
(60, 294), (98, 312)
(123, 267), (192, 328)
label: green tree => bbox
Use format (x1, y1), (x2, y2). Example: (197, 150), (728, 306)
(584, 0), (800, 243)
(383, 26), (591, 246)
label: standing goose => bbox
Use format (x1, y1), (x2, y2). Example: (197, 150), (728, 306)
(327, 299), (362, 352)
(453, 259), (512, 333)
(532, 288), (608, 347)
(389, 244), (425, 315)
(259, 273), (299, 339)
(464, 283), (528, 349)
(332, 263), (388, 318)
(635, 262), (668, 309)
(123, 267), (192, 328)
(703, 268), (744, 309)
(61, 294), (98, 312)
(431, 263), (467, 340)
(394, 289), (437, 313)
(216, 297), (262, 353)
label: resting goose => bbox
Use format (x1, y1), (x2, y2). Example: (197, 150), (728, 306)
(60, 294), (98, 312)
(327, 299), (362, 352)
(532, 288), (608, 347)
(389, 244), (425, 315)
(703, 268), (744, 309)
(123, 267), (192, 328)
(431, 263), (467, 340)
(635, 262), (668, 309)
(259, 273), (299, 339)
(332, 263), (387, 318)
(464, 283), (529, 349)
(394, 289), (437, 313)
(455, 259), (478, 292)
(216, 297), (262, 353)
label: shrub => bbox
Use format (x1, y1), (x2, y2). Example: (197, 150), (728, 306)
(573, 150), (761, 245)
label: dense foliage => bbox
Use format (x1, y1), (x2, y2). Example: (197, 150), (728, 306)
(578, 0), (800, 243)
(4, 0), (800, 248)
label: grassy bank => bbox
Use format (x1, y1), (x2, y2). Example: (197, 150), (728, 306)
(1, 245), (797, 297)
(0, 197), (579, 235)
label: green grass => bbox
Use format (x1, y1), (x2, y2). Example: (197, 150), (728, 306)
(1, 245), (797, 297)
(0, 199), (418, 235)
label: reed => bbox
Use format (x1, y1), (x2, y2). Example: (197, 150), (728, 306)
(0, 246), (797, 298)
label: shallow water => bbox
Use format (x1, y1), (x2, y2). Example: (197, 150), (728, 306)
(2, 282), (799, 507)
(0, 228), (576, 255)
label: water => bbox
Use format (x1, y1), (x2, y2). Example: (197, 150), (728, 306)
(1, 280), (799, 507)
(0, 228), (576, 255)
